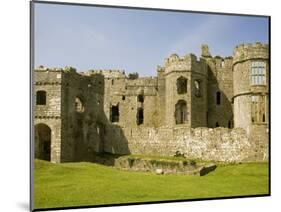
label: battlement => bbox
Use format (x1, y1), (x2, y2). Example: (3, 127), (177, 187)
(233, 42), (269, 64)
(85, 69), (126, 79)
(126, 77), (157, 87)
(234, 42), (268, 51)
(212, 56), (233, 69)
(164, 53), (197, 65)
(164, 53), (199, 74)
(35, 65), (77, 73)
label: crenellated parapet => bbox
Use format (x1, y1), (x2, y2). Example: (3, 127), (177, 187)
(163, 53), (207, 76)
(35, 65), (77, 73)
(164, 53), (192, 74)
(212, 55), (233, 69)
(233, 42), (269, 64)
(85, 69), (126, 79)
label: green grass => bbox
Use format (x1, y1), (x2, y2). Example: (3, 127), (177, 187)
(34, 159), (269, 209)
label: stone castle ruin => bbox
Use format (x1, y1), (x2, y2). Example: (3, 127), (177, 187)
(34, 43), (269, 163)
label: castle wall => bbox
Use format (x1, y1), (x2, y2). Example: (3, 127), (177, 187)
(123, 77), (159, 127)
(103, 126), (260, 162)
(204, 54), (234, 128)
(60, 69), (105, 162)
(34, 69), (63, 163)
(190, 58), (208, 127)
(91, 69), (161, 128)
(156, 68), (166, 126)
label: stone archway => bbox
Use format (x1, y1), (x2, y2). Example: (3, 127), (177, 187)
(35, 123), (51, 161)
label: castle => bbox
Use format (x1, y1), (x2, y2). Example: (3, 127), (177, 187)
(34, 42), (269, 163)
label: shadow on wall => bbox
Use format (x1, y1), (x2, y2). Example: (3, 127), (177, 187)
(207, 68), (233, 128)
(72, 73), (131, 163)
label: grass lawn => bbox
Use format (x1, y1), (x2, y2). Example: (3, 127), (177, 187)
(34, 159), (269, 209)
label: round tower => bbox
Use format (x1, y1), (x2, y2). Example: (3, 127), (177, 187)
(233, 42), (269, 153)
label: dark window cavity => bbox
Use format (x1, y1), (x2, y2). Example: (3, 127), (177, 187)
(137, 108), (144, 125)
(138, 95), (144, 103)
(110, 105), (119, 122)
(175, 100), (187, 124)
(36, 90), (46, 105)
(216, 91), (221, 105)
(177, 76), (187, 94)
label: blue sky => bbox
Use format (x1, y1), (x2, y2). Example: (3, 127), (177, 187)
(34, 3), (269, 76)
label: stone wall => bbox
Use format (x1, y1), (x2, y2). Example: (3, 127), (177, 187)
(60, 69), (105, 162)
(103, 126), (263, 162)
(201, 45), (234, 128)
(34, 68), (63, 163)
(190, 58), (208, 127)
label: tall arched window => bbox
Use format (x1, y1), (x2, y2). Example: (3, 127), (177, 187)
(36, 90), (46, 105)
(175, 100), (187, 124)
(177, 76), (187, 94)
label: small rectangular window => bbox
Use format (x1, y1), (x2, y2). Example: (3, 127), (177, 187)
(110, 105), (119, 122)
(36, 90), (46, 105)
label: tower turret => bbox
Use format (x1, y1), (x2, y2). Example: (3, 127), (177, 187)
(163, 53), (208, 127)
(233, 42), (269, 159)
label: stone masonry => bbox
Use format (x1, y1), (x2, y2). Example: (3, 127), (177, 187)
(34, 42), (269, 163)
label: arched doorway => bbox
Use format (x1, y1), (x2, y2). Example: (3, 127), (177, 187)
(35, 123), (51, 161)
(175, 100), (187, 124)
